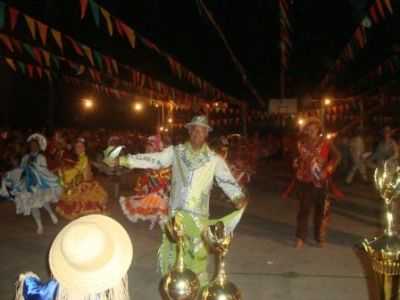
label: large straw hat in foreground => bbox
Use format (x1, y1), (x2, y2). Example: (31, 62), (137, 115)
(49, 214), (133, 298)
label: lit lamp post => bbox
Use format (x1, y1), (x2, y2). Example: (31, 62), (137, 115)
(132, 101), (143, 112)
(82, 98), (94, 111)
(321, 97), (332, 133)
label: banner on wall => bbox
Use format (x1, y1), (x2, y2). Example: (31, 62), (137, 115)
(269, 98), (298, 114)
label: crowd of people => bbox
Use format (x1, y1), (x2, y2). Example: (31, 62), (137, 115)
(2, 114), (400, 299)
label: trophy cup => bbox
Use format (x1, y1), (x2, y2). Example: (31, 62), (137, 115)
(360, 160), (400, 300)
(162, 216), (200, 300)
(201, 221), (242, 300)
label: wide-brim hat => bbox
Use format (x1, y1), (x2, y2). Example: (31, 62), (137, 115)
(184, 115), (212, 132)
(49, 215), (133, 296)
(383, 126), (393, 134)
(27, 133), (47, 151)
(300, 117), (322, 132)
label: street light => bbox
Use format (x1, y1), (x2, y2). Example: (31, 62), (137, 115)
(168, 117), (173, 124)
(297, 117), (305, 127)
(133, 102), (143, 112)
(82, 98), (94, 110)
(324, 98), (332, 106)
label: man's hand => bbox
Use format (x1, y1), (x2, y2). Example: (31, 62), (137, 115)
(103, 156), (118, 168)
(234, 197), (248, 210)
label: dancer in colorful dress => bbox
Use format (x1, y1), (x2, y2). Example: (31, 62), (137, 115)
(119, 135), (170, 229)
(56, 138), (108, 220)
(105, 115), (247, 285)
(0, 133), (62, 234)
(293, 118), (341, 248)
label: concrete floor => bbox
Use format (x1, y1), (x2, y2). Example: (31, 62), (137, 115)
(0, 160), (384, 299)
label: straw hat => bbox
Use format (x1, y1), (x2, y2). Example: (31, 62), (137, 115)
(184, 115), (212, 131)
(27, 133), (47, 151)
(49, 215), (133, 297)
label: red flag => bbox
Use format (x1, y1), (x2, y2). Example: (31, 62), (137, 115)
(9, 7), (19, 31)
(114, 19), (123, 36)
(66, 36), (84, 56)
(36, 66), (43, 79)
(369, 5), (379, 24)
(376, 0), (385, 18)
(80, 0), (89, 19)
(27, 64), (34, 78)
(120, 22), (136, 48)
(32, 47), (43, 65)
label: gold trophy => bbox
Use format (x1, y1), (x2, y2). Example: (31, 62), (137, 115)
(162, 216), (200, 300)
(201, 221), (242, 300)
(360, 160), (400, 300)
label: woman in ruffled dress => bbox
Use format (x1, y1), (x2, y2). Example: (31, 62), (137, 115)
(119, 135), (170, 229)
(56, 138), (108, 220)
(0, 134), (62, 234)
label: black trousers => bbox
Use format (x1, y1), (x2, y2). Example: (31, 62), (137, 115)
(296, 181), (331, 242)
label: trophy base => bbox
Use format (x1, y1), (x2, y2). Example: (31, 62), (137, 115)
(162, 269), (200, 300)
(201, 281), (242, 300)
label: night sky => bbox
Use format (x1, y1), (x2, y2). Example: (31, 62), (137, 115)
(0, 0), (397, 129)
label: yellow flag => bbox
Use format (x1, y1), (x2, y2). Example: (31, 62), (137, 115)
(51, 29), (63, 52)
(24, 15), (36, 39)
(5, 57), (17, 72)
(100, 7), (113, 36)
(82, 45), (95, 66)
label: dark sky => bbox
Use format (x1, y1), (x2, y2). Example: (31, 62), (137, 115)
(0, 0), (397, 128)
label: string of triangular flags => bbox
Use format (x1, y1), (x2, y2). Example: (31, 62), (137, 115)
(357, 54), (400, 91)
(279, 0), (292, 70)
(77, 0), (243, 105)
(0, 32), (228, 111)
(0, 5), (237, 111)
(320, 0), (395, 88)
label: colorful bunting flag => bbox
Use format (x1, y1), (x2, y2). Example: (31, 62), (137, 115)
(51, 29), (63, 52)
(80, 0), (89, 19)
(37, 21), (49, 45)
(11, 38), (22, 53)
(0, 34), (14, 52)
(9, 7), (19, 30)
(41, 49), (51, 67)
(27, 64), (34, 78)
(376, 0), (385, 18)
(89, 0), (100, 27)
(66, 36), (84, 56)
(82, 45), (95, 66)
(384, 0), (393, 14)
(24, 15), (37, 40)
(120, 22), (136, 48)
(100, 7), (113, 35)
(5, 57), (16, 71)
(17, 61), (26, 74)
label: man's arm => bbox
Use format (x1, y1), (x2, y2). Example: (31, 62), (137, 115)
(214, 156), (247, 209)
(119, 146), (174, 170)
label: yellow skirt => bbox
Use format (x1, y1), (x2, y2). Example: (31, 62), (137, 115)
(56, 181), (108, 220)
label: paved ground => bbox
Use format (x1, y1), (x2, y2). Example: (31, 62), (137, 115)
(0, 160), (384, 299)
